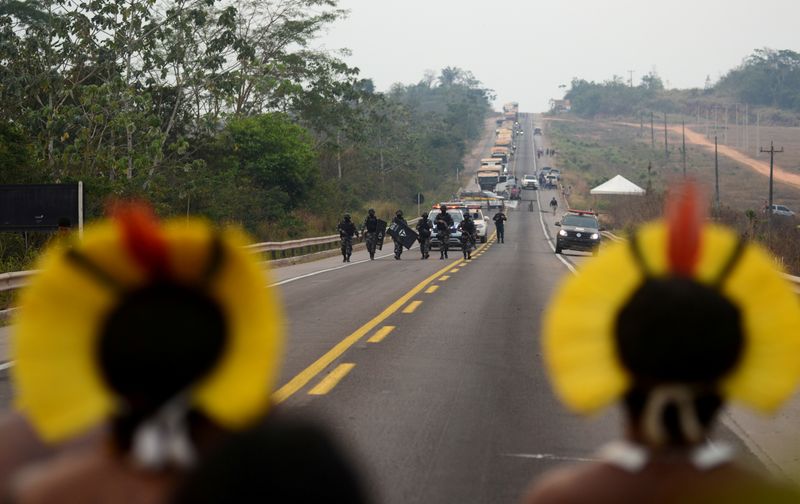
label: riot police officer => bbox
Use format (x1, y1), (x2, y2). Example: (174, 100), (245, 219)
(337, 214), (358, 262)
(434, 205), (454, 260)
(392, 210), (406, 260)
(362, 208), (379, 260)
(416, 212), (432, 260)
(458, 211), (477, 260)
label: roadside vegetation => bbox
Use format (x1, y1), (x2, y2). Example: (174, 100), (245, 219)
(0, 0), (492, 272)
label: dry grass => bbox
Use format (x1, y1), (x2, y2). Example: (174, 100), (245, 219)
(547, 116), (800, 273)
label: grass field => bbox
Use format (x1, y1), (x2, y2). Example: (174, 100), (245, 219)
(547, 117), (800, 215)
(545, 115), (800, 272)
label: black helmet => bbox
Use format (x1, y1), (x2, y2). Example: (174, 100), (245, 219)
(439, 204), (447, 212)
(396, 210), (403, 217)
(463, 211), (471, 219)
(421, 212), (429, 219)
(368, 208), (375, 215)
(343, 213), (351, 221)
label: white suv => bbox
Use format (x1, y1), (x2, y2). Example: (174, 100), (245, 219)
(522, 174), (538, 189)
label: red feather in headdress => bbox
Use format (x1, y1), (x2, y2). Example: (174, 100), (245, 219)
(110, 201), (171, 279)
(666, 183), (704, 277)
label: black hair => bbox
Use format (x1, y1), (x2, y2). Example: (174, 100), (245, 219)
(623, 387), (723, 445)
(98, 283), (227, 448)
(615, 277), (744, 445)
(615, 277), (744, 385)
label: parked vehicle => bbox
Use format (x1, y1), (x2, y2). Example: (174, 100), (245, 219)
(769, 204), (795, 217)
(555, 210), (602, 255)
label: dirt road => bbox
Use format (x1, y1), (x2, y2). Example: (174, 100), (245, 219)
(616, 121), (800, 189)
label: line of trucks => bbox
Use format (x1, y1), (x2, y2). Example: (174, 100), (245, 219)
(476, 102), (523, 199)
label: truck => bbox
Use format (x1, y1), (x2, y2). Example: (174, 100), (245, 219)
(476, 166), (502, 191)
(491, 146), (509, 164)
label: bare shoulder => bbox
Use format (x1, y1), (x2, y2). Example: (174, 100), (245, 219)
(521, 463), (611, 504)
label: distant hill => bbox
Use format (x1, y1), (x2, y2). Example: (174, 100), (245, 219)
(560, 49), (800, 126)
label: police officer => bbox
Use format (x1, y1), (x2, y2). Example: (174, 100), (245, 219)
(416, 212), (432, 260)
(493, 207), (508, 244)
(458, 211), (477, 260)
(362, 209), (379, 260)
(434, 205), (454, 260)
(392, 210), (406, 260)
(337, 213), (358, 263)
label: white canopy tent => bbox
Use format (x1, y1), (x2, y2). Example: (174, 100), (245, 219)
(590, 175), (646, 196)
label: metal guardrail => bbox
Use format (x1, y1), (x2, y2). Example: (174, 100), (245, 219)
(0, 218), (422, 296)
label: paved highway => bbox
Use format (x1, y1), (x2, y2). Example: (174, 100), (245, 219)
(0, 113), (767, 502)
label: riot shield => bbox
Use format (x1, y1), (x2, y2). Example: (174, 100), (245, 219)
(375, 219), (387, 250)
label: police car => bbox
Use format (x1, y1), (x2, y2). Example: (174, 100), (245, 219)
(429, 203), (465, 250)
(555, 210), (602, 255)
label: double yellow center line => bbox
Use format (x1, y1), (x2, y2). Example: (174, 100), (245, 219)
(272, 233), (496, 403)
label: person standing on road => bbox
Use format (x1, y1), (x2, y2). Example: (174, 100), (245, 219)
(435, 205), (454, 260)
(493, 208), (508, 244)
(416, 212), (432, 260)
(362, 209), (379, 260)
(337, 213), (358, 263)
(523, 186), (800, 504)
(549, 197), (558, 215)
(392, 210), (406, 260)
(458, 211), (477, 260)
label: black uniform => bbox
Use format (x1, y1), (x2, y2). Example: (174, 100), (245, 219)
(416, 218), (432, 259)
(493, 211), (507, 243)
(337, 220), (357, 262)
(363, 214), (379, 259)
(434, 210), (454, 259)
(458, 217), (477, 259)
(392, 215), (407, 259)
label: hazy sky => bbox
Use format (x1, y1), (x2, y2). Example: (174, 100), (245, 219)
(318, 0), (800, 112)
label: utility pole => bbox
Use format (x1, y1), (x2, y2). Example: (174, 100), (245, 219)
(682, 121), (687, 177)
(650, 112), (655, 149)
(761, 141), (784, 245)
(714, 136), (720, 210)
(755, 111), (760, 157)
(628, 70), (634, 88)
(723, 105), (728, 145)
(640, 113), (644, 137)
(664, 113), (669, 158)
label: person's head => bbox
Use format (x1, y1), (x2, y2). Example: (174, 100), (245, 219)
(368, 209), (375, 217)
(14, 203), (285, 467)
(57, 217), (71, 237)
(421, 212), (428, 220)
(439, 205), (447, 213)
(343, 213), (351, 222)
(395, 210), (403, 218)
(542, 184), (800, 449)
(463, 212), (471, 220)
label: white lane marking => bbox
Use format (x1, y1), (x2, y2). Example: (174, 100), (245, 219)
(536, 189), (577, 275)
(530, 118), (577, 275)
(502, 453), (599, 462)
(269, 246), (417, 287)
(0, 361), (13, 371)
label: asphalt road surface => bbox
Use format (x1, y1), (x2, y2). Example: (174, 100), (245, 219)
(0, 113), (763, 503)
